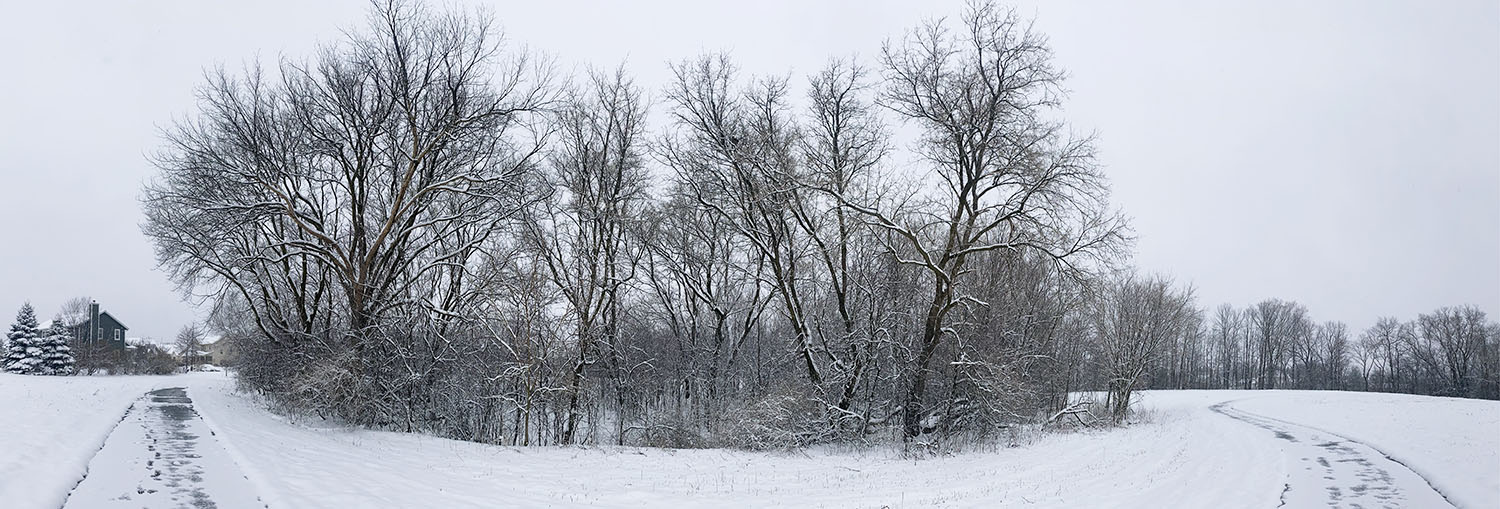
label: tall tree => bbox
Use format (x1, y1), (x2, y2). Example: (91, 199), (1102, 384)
(1318, 321), (1350, 390)
(529, 65), (650, 444)
(844, 1), (1127, 438)
(1247, 299), (1307, 389)
(1365, 317), (1406, 392)
(798, 59), (888, 413)
(143, 0), (555, 425)
(661, 55), (823, 386)
(1210, 304), (1244, 389)
(638, 190), (769, 423)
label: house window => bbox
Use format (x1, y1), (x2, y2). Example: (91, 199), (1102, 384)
(115, 329), (122, 342)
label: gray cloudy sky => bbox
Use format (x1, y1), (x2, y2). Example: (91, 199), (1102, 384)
(1, 0), (1495, 341)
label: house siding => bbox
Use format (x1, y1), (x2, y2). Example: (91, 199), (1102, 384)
(71, 311), (128, 351)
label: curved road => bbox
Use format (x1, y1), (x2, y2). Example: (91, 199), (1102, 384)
(1212, 400), (1455, 508)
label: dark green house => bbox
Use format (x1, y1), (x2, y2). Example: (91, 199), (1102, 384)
(72, 301), (128, 351)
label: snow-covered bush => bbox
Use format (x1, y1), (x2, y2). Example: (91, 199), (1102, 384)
(623, 420), (708, 449)
(715, 385), (832, 450)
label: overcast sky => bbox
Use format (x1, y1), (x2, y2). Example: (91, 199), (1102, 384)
(1, 0), (1495, 340)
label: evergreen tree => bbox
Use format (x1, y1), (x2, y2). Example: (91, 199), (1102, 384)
(37, 319), (76, 376)
(4, 304), (43, 375)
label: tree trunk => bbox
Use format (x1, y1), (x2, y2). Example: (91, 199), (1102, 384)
(561, 323), (593, 445)
(902, 295), (947, 439)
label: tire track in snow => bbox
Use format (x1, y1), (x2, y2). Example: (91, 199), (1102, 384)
(1211, 400), (1455, 509)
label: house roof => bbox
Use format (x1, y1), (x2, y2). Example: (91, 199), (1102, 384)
(98, 311), (128, 330)
(79, 311), (129, 331)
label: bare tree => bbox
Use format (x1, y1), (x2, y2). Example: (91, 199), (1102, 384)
(1319, 321), (1350, 390)
(797, 59), (889, 416)
(57, 296), (112, 374)
(837, 2), (1127, 438)
(1247, 299), (1308, 389)
(660, 54), (824, 387)
(175, 323), (206, 370)
(1480, 322), (1500, 399)
(57, 297), (92, 327)
(143, 0), (555, 425)
(637, 190), (770, 427)
(1365, 317), (1406, 392)
(1209, 304), (1245, 389)
(1355, 329), (1381, 391)
(528, 65), (650, 444)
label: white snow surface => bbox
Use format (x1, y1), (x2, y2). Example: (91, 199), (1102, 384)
(1228, 390), (1500, 508)
(1, 372), (1496, 508)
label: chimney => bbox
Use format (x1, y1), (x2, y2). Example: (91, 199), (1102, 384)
(90, 300), (100, 342)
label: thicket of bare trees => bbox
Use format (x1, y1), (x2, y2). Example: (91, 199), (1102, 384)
(140, 0), (1499, 449)
(1089, 274), (1199, 423)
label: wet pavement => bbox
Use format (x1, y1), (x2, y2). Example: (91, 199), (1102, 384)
(64, 387), (263, 509)
(1212, 401), (1454, 508)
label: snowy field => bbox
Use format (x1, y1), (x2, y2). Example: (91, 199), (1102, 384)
(2, 372), (1496, 508)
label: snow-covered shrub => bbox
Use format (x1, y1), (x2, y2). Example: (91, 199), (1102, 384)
(282, 349), (368, 423)
(714, 385), (831, 450)
(1043, 397), (1105, 431)
(623, 420), (709, 449)
(119, 343), (178, 375)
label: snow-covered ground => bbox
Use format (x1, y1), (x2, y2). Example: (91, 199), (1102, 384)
(1226, 390), (1500, 508)
(2, 372), (1496, 508)
(0, 374), (176, 509)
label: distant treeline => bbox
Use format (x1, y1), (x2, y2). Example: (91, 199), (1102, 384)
(1132, 300), (1497, 400)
